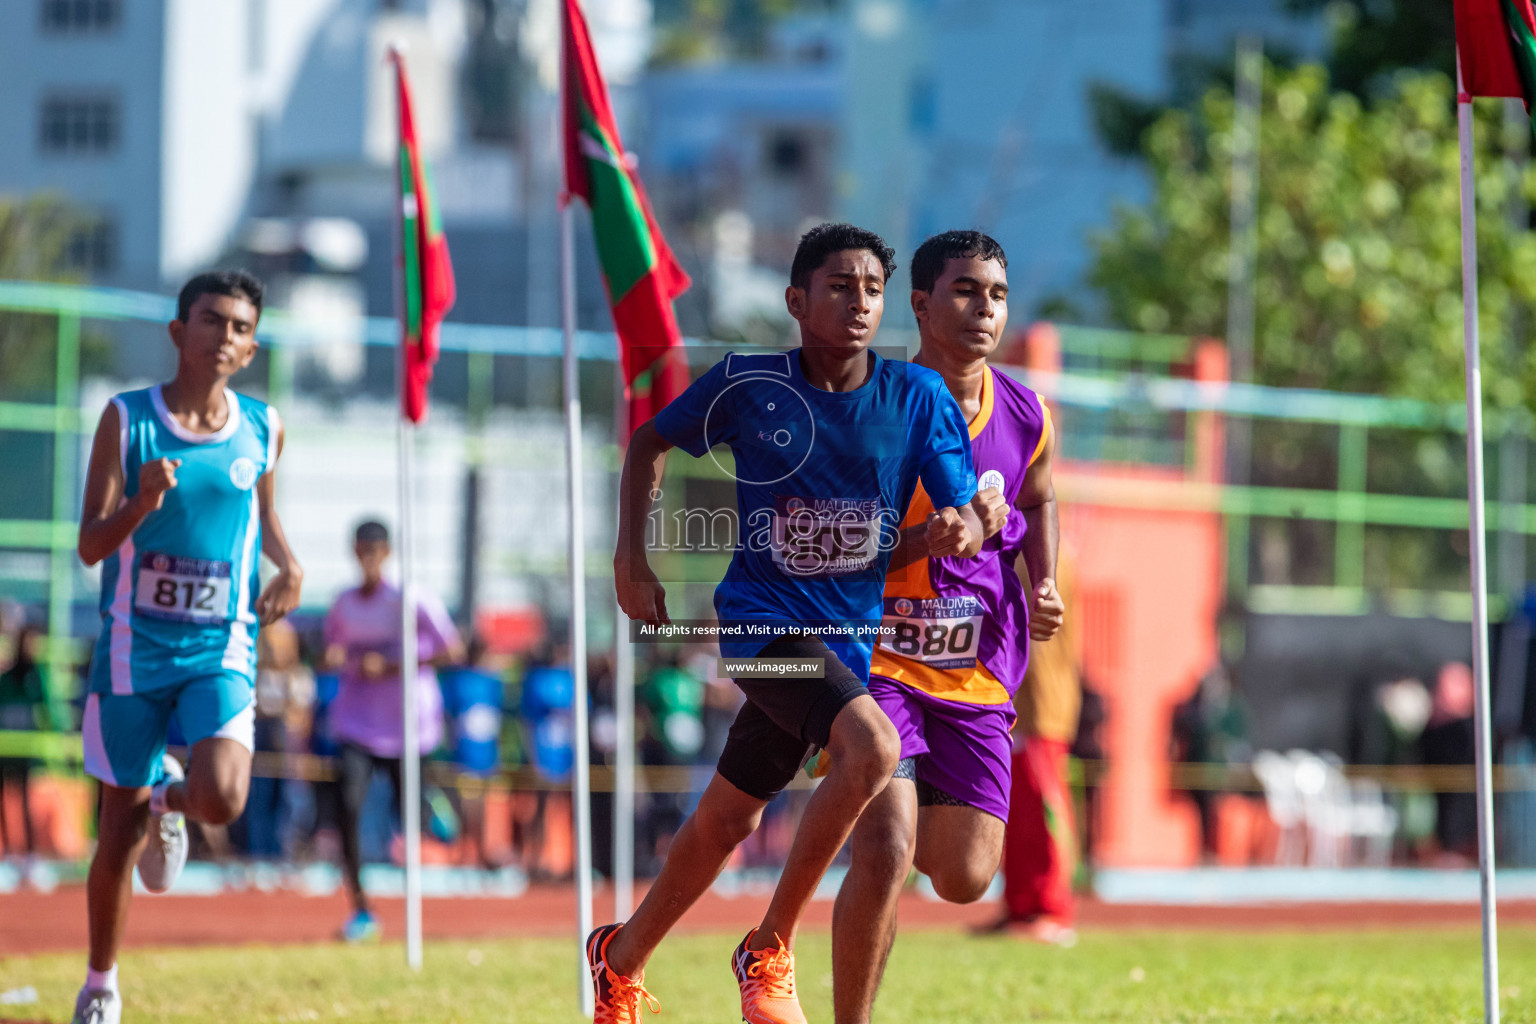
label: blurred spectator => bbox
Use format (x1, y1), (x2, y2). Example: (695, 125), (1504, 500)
(1423, 662), (1477, 866)
(689, 638), (742, 765)
(1350, 664), (1430, 767)
(521, 642), (576, 781)
(439, 634), (505, 869)
(635, 652), (705, 870)
(587, 651), (617, 766)
(517, 641), (574, 880)
(323, 519), (464, 941)
(307, 666), (344, 865)
(1170, 659), (1251, 862)
(685, 640), (739, 820)
(641, 652), (705, 766)
(0, 624), (65, 858)
(984, 548), (1081, 942)
(587, 651), (616, 879)
(234, 620), (316, 859)
(1070, 684), (1107, 867)
(1348, 671), (1435, 861)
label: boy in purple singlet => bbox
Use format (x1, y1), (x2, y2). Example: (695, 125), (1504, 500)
(830, 231), (1066, 1024)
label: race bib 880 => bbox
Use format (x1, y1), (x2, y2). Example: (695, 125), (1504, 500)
(134, 551), (233, 624)
(879, 595), (984, 669)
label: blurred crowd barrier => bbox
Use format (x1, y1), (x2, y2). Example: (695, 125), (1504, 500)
(5, 725), (1535, 877)
(9, 285), (1536, 878)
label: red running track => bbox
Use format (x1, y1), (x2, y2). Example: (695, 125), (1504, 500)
(5, 885), (1536, 957)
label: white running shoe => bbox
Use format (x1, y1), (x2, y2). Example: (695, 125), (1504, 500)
(71, 986), (121, 1024)
(137, 753), (188, 894)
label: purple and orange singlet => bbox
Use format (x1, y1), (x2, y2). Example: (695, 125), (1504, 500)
(870, 365), (1049, 705)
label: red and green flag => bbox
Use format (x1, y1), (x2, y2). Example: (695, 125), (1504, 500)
(1456, 0), (1536, 121)
(561, 0), (691, 439)
(392, 49), (456, 424)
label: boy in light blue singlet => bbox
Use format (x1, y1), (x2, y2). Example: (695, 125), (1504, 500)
(72, 271), (304, 1024)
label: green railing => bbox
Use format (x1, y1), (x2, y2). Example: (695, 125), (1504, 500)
(2, 279), (1532, 710)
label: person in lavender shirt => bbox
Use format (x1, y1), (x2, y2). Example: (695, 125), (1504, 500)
(322, 520), (464, 942)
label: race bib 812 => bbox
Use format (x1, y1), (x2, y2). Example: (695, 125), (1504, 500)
(134, 551), (233, 624)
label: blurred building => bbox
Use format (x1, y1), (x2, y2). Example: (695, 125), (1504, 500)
(1167, 0), (1323, 66)
(241, 0), (652, 397)
(640, 15), (842, 339)
(0, 0), (260, 293)
(0, 0), (650, 381)
(840, 0), (1323, 316)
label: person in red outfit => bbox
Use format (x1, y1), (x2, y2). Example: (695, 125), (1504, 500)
(982, 547), (1081, 944)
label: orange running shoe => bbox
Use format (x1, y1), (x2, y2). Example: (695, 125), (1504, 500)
(731, 930), (808, 1024)
(586, 923), (660, 1023)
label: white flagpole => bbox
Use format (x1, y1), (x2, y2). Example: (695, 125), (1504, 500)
(613, 553), (636, 918)
(390, 43), (425, 973)
(1456, 57), (1500, 1024)
(398, 419), (423, 972)
(562, 200), (596, 1016)
(613, 364), (636, 921)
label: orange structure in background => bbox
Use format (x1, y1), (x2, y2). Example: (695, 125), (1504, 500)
(0, 774), (91, 860)
(1009, 325), (1227, 867)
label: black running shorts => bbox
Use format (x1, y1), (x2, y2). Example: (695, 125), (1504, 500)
(715, 633), (869, 801)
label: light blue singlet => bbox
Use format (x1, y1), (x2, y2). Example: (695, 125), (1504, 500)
(89, 385), (277, 696)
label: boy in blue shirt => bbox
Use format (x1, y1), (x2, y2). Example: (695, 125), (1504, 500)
(73, 272), (304, 1024)
(439, 635), (504, 869)
(588, 224), (981, 1024)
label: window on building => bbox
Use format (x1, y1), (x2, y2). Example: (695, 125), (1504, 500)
(766, 132), (806, 176)
(66, 217), (117, 274)
(908, 76), (937, 134)
(39, 95), (119, 155)
(40, 0), (120, 32)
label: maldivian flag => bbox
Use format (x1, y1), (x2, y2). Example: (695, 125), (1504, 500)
(1456, 0), (1536, 117)
(561, 0), (691, 439)
(391, 49), (455, 423)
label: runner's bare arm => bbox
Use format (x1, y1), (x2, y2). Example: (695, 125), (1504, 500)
(971, 486), (1009, 540)
(887, 495), (987, 569)
(927, 502), (982, 559)
(958, 500), (985, 557)
(255, 421), (303, 625)
(614, 419), (674, 624)
(1016, 423), (1062, 641)
(78, 402), (180, 566)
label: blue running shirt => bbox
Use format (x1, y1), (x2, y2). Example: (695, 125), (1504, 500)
(653, 350), (976, 678)
(91, 385), (278, 695)
(440, 667), (504, 775)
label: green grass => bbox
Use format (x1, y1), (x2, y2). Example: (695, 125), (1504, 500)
(2, 928), (1533, 1023)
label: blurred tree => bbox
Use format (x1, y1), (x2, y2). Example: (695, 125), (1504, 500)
(1283, 0), (1455, 97)
(650, 0), (829, 66)
(0, 194), (89, 400)
(1090, 2), (1455, 160)
(1088, 65), (1536, 411)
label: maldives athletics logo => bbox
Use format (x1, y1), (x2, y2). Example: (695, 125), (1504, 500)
(229, 457), (258, 490)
